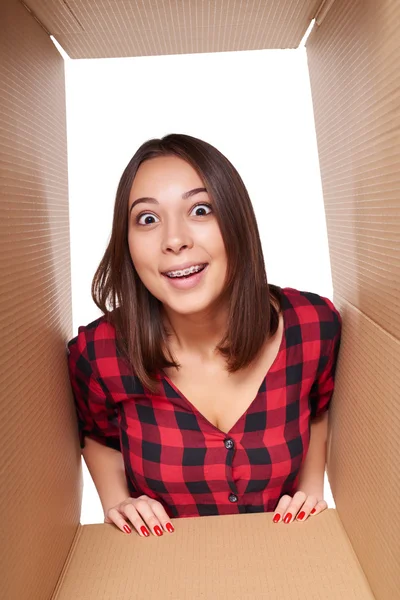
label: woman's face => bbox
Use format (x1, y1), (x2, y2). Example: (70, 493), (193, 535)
(127, 155), (228, 317)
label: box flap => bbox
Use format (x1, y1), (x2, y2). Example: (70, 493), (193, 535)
(54, 510), (374, 599)
(306, 0), (400, 597)
(1, 1), (79, 599)
(23, 0), (321, 58)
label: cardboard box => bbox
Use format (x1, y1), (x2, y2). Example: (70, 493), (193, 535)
(1, 0), (399, 598)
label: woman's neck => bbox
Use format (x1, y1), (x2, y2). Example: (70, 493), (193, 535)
(161, 302), (229, 362)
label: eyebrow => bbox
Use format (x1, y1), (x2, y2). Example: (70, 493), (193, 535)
(129, 187), (207, 214)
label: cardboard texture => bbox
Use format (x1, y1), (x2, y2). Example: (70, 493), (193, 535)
(1, 0), (398, 598)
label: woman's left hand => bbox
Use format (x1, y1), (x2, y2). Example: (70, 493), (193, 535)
(272, 490), (328, 524)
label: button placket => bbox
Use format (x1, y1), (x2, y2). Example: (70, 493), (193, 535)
(224, 438), (238, 502)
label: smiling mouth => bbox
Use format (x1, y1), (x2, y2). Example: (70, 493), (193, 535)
(162, 264), (208, 279)
(160, 264), (210, 290)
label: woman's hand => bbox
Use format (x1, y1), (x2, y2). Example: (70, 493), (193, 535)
(272, 490), (327, 524)
(104, 494), (175, 537)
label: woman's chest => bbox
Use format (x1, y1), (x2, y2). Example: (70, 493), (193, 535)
(160, 311), (286, 434)
(162, 366), (265, 434)
(118, 371), (312, 506)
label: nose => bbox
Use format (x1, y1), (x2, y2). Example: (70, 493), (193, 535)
(165, 242), (189, 253)
(161, 221), (194, 254)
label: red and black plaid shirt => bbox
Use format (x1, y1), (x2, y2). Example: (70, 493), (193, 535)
(67, 286), (342, 519)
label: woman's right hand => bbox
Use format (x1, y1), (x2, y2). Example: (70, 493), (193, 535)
(104, 494), (175, 537)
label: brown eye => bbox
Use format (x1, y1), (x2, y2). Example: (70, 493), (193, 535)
(136, 213), (159, 226)
(135, 203), (213, 227)
(191, 203), (213, 217)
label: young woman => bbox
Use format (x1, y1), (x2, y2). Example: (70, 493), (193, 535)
(67, 133), (342, 539)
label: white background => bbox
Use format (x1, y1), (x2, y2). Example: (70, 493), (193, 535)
(64, 47), (335, 524)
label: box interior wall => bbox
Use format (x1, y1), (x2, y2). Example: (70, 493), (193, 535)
(1, 1), (399, 598)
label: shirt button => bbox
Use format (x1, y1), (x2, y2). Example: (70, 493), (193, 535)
(228, 493), (238, 503)
(224, 438), (234, 449)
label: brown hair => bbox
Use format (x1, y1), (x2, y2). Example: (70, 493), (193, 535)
(92, 133), (283, 393)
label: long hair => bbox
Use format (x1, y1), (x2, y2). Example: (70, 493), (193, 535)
(92, 133), (283, 393)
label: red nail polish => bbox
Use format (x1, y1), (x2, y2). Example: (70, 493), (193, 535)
(273, 514), (281, 523)
(154, 525), (163, 536)
(166, 522), (174, 533)
(311, 508), (316, 515)
(284, 513), (292, 524)
(297, 511), (306, 520)
(140, 526), (150, 537)
(123, 525), (131, 534)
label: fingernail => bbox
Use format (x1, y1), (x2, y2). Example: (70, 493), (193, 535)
(284, 513), (292, 524)
(154, 525), (163, 536)
(311, 508), (316, 515)
(166, 522), (174, 533)
(140, 526), (150, 537)
(273, 514), (281, 523)
(123, 525), (131, 534)
(297, 511), (306, 520)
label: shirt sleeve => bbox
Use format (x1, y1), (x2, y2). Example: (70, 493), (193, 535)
(309, 300), (342, 420)
(67, 328), (121, 452)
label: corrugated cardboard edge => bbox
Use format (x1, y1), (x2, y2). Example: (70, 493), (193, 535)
(51, 525), (83, 600)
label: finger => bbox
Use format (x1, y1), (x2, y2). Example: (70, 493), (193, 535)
(126, 498), (164, 537)
(308, 499), (328, 516)
(282, 491), (308, 524)
(106, 505), (150, 538)
(295, 495), (320, 521)
(272, 495), (294, 523)
(148, 499), (175, 533)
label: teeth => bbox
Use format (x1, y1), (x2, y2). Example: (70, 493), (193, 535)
(166, 264), (205, 278)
